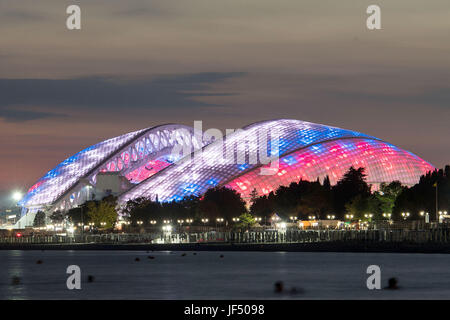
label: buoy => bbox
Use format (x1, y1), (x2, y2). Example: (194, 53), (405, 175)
(181, 253), (187, 257)
(219, 254), (224, 258)
(387, 277), (399, 290)
(274, 281), (284, 293)
(11, 276), (21, 285)
(87, 275), (95, 283)
(135, 257), (140, 262)
(148, 256), (155, 259)
(36, 260), (43, 264)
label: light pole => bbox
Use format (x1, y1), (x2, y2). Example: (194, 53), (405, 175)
(216, 218), (224, 229)
(80, 205), (84, 239)
(12, 191), (23, 203)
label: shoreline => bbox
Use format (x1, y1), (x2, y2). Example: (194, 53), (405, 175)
(2, 241), (450, 253)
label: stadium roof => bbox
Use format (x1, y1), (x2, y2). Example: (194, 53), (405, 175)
(120, 119), (434, 203)
(20, 119), (435, 213)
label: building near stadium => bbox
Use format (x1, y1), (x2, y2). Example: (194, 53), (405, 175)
(14, 119), (435, 228)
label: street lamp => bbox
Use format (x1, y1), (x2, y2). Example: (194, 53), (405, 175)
(327, 215), (335, 220)
(254, 217), (262, 223)
(345, 214), (354, 220)
(185, 219), (193, 224)
(401, 212), (410, 220)
(150, 220), (157, 225)
(308, 216), (316, 220)
(276, 222), (287, 230)
(12, 191), (23, 202)
(216, 218), (224, 229)
(289, 216), (298, 222)
(232, 217), (240, 222)
(201, 218), (209, 224)
(382, 213), (392, 219)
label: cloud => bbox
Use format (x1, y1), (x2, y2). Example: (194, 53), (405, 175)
(0, 9), (45, 22)
(0, 72), (244, 122)
(331, 87), (450, 108)
(0, 109), (67, 122)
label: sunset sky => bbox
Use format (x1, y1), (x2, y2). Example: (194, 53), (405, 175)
(0, 0), (449, 205)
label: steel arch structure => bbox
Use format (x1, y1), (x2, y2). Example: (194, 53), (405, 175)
(20, 124), (206, 213)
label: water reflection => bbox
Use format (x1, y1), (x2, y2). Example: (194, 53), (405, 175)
(0, 250), (449, 300)
(3, 250), (27, 300)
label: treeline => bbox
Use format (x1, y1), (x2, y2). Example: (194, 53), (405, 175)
(119, 165), (449, 224)
(121, 187), (248, 226)
(34, 195), (118, 228)
(393, 166), (450, 220)
(251, 165), (450, 222)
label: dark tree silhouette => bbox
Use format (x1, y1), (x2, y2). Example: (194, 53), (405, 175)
(332, 167), (371, 218)
(393, 166), (449, 221)
(33, 211), (46, 227)
(199, 187), (247, 220)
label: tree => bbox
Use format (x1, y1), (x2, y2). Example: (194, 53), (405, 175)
(67, 201), (91, 225)
(50, 210), (65, 224)
(332, 167), (371, 217)
(345, 194), (380, 220)
(235, 213), (256, 230)
(296, 180), (333, 219)
(375, 181), (404, 215)
(250, 195), (275, 221)
(393, 166), (449, 221)
(124, 197), (161, 226)
(87, 197), (118, 228)
(33, 211), (46, 227)
(199, 187), (247, 220)
(249, 188), (259, 206)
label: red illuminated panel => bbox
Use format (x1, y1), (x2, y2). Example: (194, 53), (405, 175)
(125, 160), (171, 183)
(225, 138), (434, 200)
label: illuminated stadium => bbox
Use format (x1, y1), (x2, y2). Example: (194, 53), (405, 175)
(16, 119), (435, 227)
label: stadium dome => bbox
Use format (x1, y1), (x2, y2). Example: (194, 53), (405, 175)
(17, 119), (434, 227)
(120, 119), (435, 203)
